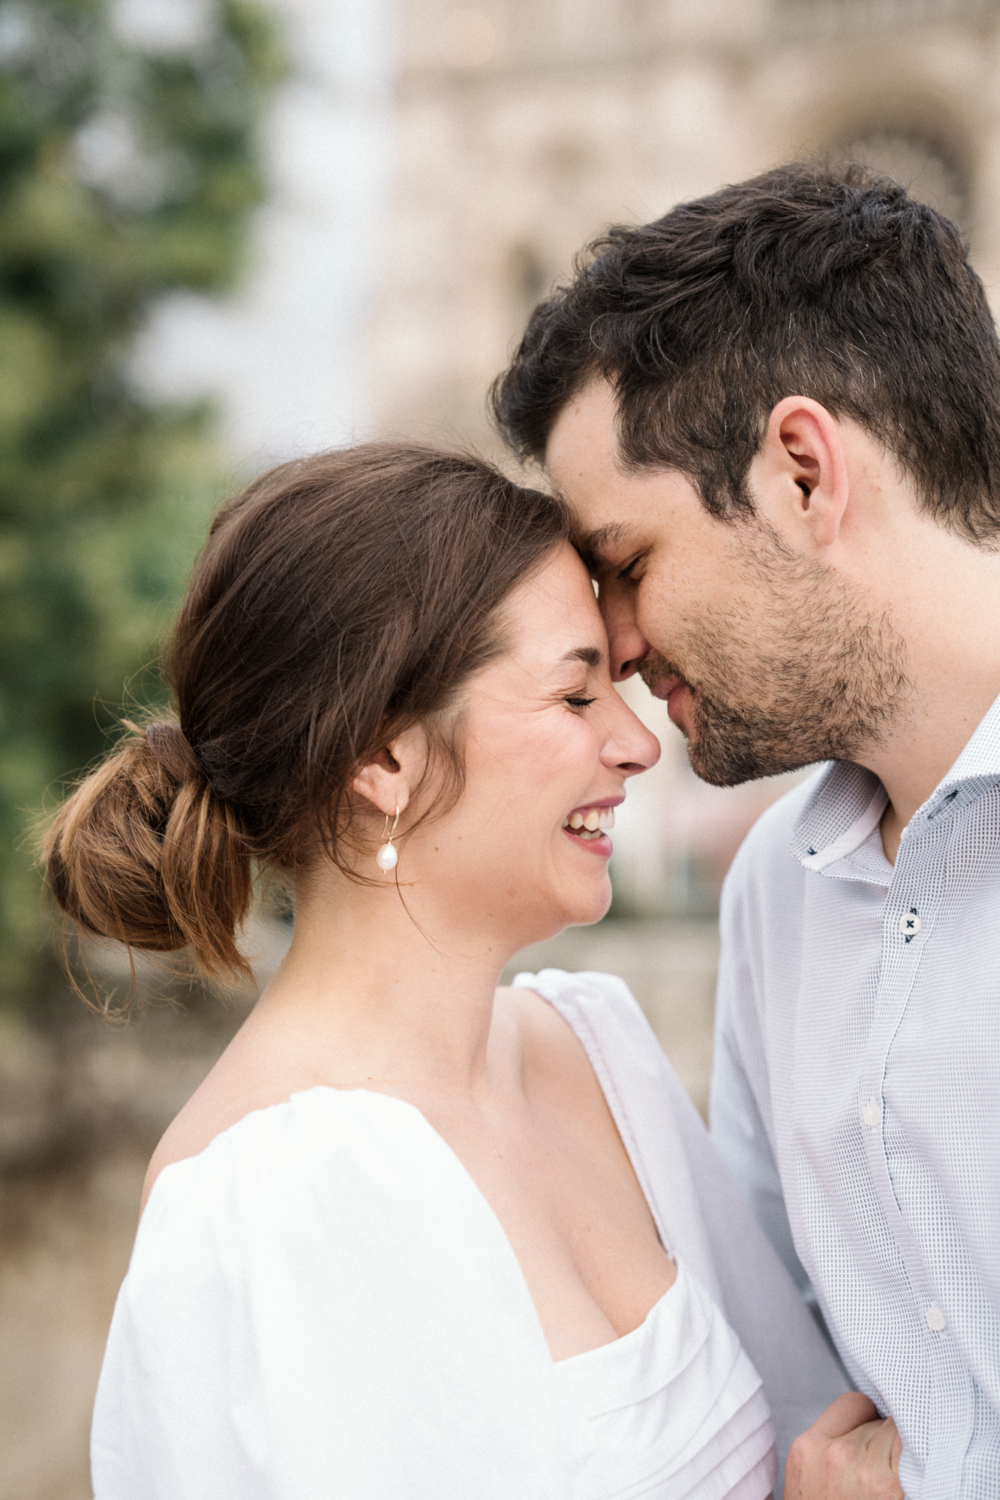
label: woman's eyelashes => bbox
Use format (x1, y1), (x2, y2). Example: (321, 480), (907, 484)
(563, 692), (597, 709)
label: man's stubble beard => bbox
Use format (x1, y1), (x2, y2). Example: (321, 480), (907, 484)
(639, 526), (912, 788)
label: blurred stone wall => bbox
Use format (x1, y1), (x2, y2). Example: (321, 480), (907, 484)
(369, 0), (1000, 456)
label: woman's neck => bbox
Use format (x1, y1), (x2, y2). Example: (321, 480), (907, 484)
(251, 870), (518, 1101)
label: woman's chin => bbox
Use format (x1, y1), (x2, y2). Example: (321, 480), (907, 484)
(500, 876), (611, 953)
(555, 875), (613, 932)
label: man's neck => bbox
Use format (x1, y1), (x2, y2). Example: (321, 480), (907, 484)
(857, 537), (1000, 864)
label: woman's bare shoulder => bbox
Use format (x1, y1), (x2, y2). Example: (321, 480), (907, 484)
(495, 983), (605, 1107)
(495, 983), (651, 1207)
(140, 1036), (321, 1213)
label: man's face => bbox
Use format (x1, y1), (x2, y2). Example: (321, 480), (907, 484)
(545, 379), (908, 786)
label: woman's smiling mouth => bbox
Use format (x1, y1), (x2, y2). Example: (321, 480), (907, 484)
(561, 801), (618, 855)
(562, 805), (615, 837)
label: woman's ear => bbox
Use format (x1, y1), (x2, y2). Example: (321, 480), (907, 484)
(350, 724), (429, 816)
(753, 396), (850, 551)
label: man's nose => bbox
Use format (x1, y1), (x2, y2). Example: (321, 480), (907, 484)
(599, 585), (650, 682)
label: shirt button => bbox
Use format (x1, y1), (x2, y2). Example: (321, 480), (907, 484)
(898, 911), (921, 936)
(862, 1102), (882, 1128)
(925, 1305), (947, 1332)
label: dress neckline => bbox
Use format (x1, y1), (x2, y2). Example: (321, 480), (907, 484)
(151, 1052), (677, 1369)
(295, 1082), (679, 1364)
(554, 1258), (684, 1369)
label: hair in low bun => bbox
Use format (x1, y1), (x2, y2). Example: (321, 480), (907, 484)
(43, 442), (569, 1001)
(44, 718), (254, 990)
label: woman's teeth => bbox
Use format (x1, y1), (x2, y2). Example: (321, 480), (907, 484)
(562, 807), (616, 839)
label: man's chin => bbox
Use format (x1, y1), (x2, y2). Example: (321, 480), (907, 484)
(688, 746), (782, 787)
(684, 710), (818, 788)
(686, 740), (753, 788)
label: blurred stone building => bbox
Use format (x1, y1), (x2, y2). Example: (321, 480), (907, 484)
(365, 0), (1000, 912)
(370, 0), (998, 448)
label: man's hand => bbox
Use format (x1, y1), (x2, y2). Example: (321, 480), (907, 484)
(785, 1392), (904, 1500)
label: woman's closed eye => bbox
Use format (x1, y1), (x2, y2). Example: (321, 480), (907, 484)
(564, 694), (597, 709)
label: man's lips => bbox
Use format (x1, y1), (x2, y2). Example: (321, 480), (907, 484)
(647, 675), (691, 730)
(648, 675), (685, 703)
(644, 681), (683, 702)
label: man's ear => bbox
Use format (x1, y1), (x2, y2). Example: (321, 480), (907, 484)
(351, 724), (429, 816)
(752, 396), (850, 551)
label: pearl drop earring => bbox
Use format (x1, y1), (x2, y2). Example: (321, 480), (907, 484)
(375, 806), (400, 872)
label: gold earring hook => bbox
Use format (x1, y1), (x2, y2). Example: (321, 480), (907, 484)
(380, 805), (400, 842)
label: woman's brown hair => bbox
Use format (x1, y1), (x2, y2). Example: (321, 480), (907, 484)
(44, 443), (569, 994)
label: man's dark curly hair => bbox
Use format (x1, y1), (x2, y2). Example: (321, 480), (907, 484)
(491, 161), (1000, 544)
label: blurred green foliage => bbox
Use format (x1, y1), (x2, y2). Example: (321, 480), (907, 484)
(0, 0), (282, 1005)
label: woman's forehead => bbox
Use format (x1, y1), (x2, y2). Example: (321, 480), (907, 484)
(500, 549), (607, 673)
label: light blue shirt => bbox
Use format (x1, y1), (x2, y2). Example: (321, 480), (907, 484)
(711, 692), (1000, 1500)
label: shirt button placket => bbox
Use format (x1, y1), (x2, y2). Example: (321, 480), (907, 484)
(898, 908), (921, 942)
(925, 1305), (947, 1333)
(881, 859), (967, 1486)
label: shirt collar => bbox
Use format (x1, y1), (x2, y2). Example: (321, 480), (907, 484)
(791, 763), (888, 879)
(791, 688), (1000, 877)
(931, 686), (1000, 793)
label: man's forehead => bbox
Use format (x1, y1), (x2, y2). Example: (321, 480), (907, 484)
(545, 379), (625, 490)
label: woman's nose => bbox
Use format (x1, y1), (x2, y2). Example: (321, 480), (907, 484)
(605, 698), (661, 776)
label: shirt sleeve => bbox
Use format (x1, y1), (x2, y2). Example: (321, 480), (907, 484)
(710, 857), (816, 1304)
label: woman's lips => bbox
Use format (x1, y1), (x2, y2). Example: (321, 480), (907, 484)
(562, 825), (613, 858)
(561, 797), (623, 859)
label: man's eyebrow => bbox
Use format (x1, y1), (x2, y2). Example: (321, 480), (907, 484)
(574, 522), (629, 569)
(559, 646), (602, 668)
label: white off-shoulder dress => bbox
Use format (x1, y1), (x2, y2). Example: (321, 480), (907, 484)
(92, 970), (847, 1499)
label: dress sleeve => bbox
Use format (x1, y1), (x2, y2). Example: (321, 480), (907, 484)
(91, 1089), (594, 1500)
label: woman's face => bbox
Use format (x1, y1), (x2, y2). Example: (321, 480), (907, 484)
(407, 542), (660, 949)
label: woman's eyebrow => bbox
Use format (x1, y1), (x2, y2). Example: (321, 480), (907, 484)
(559, 646), (602, 668)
